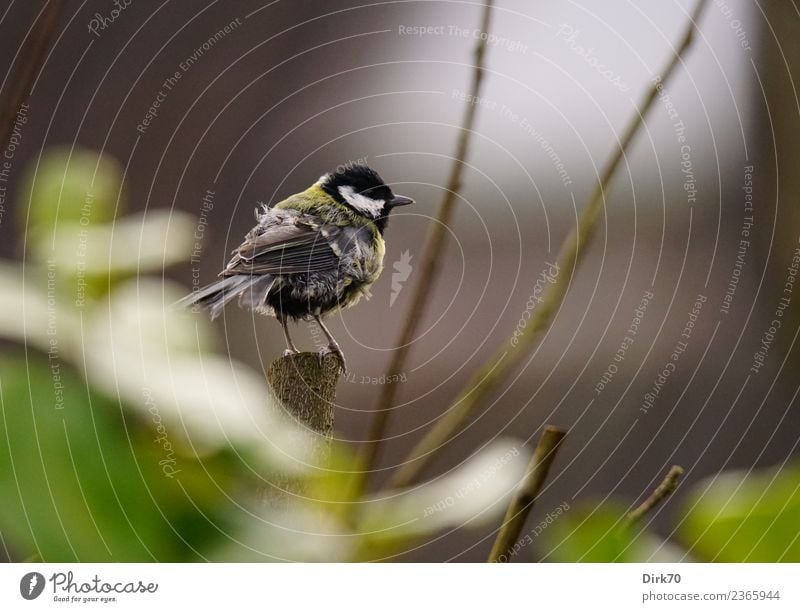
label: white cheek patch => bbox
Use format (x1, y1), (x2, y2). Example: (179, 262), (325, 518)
(338, 185), (384, 217)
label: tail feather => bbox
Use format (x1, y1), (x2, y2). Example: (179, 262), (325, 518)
(208, 279), (249, 320)
(237, 275), (275, 311)
(176, 275), (273, 320)
(174, 276), (244, 307)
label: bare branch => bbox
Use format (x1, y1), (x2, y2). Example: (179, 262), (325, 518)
(358, 0), (496, 479)
(624, 465), (685, 528)
(0, 0), (63, 152)
(388, 0), (709, 490)
(488, 426), (566, 562)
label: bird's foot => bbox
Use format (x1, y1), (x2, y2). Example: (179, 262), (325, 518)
(283, 348), (300, 358)
(319, 344), (346, 374)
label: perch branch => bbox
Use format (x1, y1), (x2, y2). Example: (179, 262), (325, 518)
(358, 0), (495, 479)
(264, 352), (341, 500)
(387, 0), (709, 490)
(0, 0), (63, 152)
(267, 352), (340, 446)
(261, 353), (339, 503)
(624, 465), (684, 528)
(487, 426), (566, 562)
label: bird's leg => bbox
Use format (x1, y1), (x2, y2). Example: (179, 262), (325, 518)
(281, 317), (300, 357)
(314, 315), (346, 373)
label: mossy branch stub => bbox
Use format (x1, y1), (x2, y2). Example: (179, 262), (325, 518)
(267, 352), (340, 438)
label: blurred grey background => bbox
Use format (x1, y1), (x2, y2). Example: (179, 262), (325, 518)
(1, 0), (798, 561)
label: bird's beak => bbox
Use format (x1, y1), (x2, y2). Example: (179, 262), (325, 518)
(390, 194), (414, 207)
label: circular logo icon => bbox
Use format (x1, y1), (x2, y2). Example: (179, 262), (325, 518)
(20, 572), (45, 600)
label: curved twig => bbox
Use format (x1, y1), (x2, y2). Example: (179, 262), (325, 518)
(389, 0), (709, 489)
(488, 426), (566, 562)
(624, 465), (684, 528)
(359, 0), (496, 479)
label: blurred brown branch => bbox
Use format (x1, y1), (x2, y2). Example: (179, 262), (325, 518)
(358, 0), (495, 480)
(0, 0), (62, 152)
(387, 0), (709, 490)
(488, 425), (566, 562)
(624, 465), (685, 528)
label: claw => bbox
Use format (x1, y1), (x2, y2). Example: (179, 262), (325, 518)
(283, 348), (300, 358)
(319, 345), (346, 374)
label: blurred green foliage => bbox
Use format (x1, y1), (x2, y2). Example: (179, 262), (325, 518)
(1, 146), (797, 562)
(0, 147), (533, 562)
(681, 466), (800, 562)
(0, 147), (273, 562)
(542, 504), (641, 562)
(0, 356), (237, 561)
(22, 147), (121, 230)
(539, 467), (800, 562)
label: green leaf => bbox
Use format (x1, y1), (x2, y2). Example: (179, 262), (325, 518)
(680, 465), (800, 562)
(21, 147), (123, 232)
(527, 501), (689, 563)
(0, 354), (236, 561)
(540, 503), (640, 562)
(19, 147), (122, 231)
(536, 496), (694, 563)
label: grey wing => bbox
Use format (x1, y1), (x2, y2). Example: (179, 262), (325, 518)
(177, 215), (370, 319)
(223, 216), (344, 276)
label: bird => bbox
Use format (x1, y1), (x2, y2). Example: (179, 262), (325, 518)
(178, 164), (414, 372)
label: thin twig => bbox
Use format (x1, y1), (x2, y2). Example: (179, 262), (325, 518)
(624, 465), (684, 528)
(358, 0), (495, 478)
(388, 0), (709, 490)
(487, 426), (566, 562)
(0, 0), (63, 152)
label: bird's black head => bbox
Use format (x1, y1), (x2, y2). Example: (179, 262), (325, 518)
(319, 163), (413, 233)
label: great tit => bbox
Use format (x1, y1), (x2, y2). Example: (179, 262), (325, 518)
(178, 164), (414, 371)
